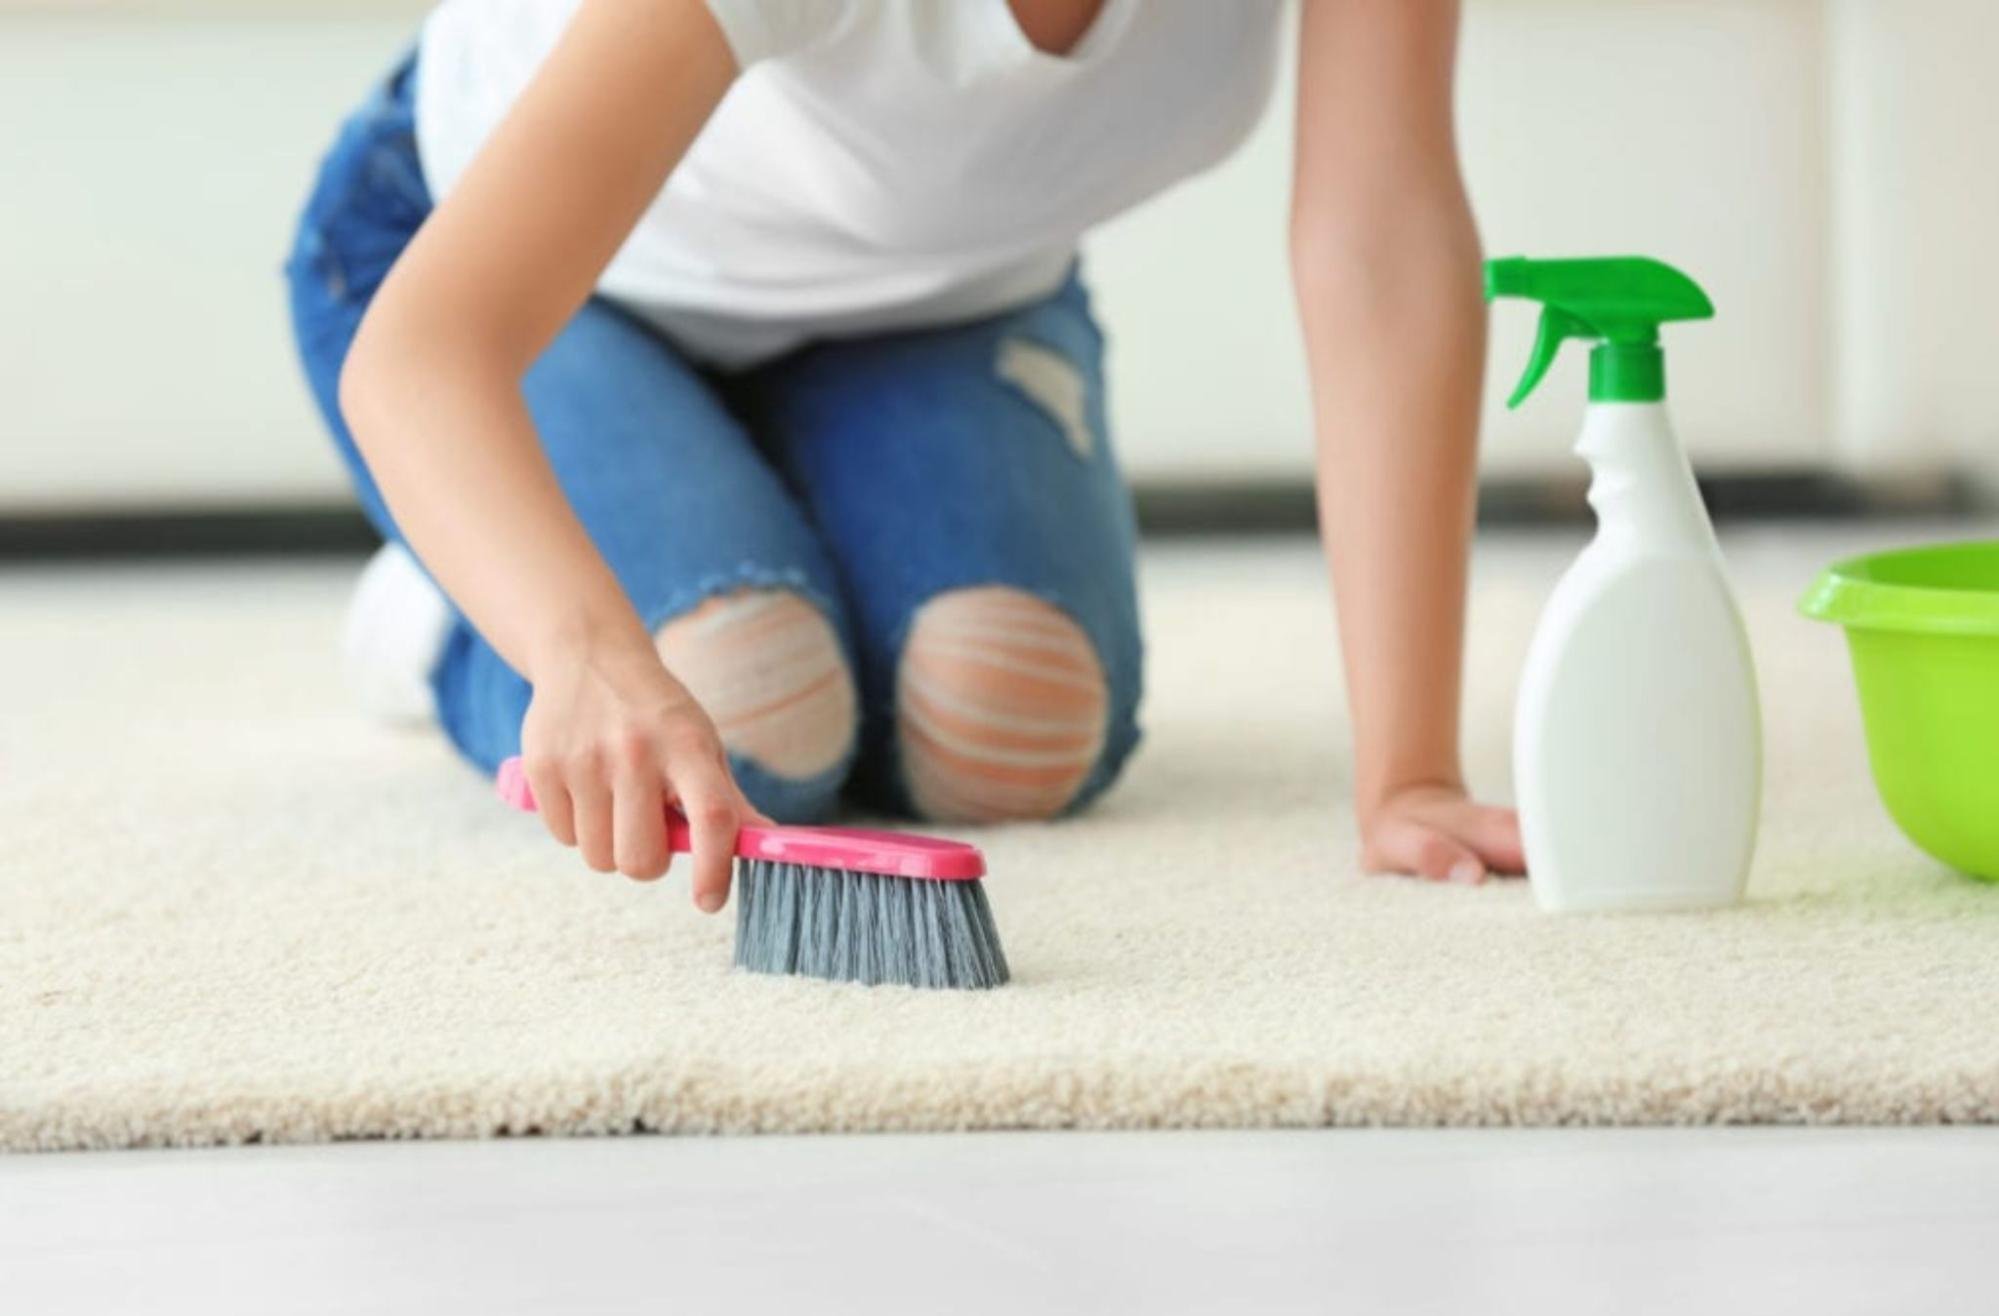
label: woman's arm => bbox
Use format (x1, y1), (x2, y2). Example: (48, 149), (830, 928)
(340, 0), (757, 906)
(1289, 0), (1523, 883)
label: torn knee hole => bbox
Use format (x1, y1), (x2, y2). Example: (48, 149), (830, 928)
(895, 587), (1108, 823)
(654, 588), (857, 780)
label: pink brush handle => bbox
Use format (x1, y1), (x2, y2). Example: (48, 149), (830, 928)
(494, 756), (985, 881)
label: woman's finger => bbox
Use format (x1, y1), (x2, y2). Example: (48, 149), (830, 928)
(1462, 805), (1526, 875)
(612, 757), (671, 882)
(1416, 828), (1485, 884)
(675, 769), (741, 913)
(569, 764), (616, 873)
(1368, 818), (1484, 884)
(525, 758), (577, 848)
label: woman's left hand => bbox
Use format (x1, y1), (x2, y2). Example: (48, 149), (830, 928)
(1360, 784), (1525, 885)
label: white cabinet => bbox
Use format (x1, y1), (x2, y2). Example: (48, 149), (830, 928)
(1824, 0), (1999, 481)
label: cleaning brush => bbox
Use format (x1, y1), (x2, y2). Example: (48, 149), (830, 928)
(495, 757), (1008, 990)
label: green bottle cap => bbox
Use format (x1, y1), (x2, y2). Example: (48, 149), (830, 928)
(1484, 256), (1714, 407)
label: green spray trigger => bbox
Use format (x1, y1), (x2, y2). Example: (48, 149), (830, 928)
(1485, 256), (1714, 408)
(1507, 304), (1598, 410)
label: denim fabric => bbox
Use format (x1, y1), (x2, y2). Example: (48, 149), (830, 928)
(284, 58), (1143, 821)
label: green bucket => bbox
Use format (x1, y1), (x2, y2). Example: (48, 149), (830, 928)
(1801, 540), (1999, 882)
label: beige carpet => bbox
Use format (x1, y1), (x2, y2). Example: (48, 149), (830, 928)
(6, 526), (1999, 1151)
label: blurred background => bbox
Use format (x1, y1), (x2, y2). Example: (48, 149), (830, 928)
(3, 0), (1995, 550)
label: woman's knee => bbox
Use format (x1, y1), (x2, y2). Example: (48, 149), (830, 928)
(895, 586), (1111, 823)
(654, 589), (858, 814)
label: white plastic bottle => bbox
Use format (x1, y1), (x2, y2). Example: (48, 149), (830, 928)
(1488, 256), (1761, 912)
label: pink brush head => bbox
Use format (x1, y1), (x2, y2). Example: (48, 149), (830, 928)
(494, 756), (985, 880)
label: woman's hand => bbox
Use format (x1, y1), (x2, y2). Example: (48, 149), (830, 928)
(1361, 784), (1524, 885)
(518, 627), (770, 910)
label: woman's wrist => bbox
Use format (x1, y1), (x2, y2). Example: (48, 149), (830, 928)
(1357, 764), (1468, 828)
(523, 603), (655, 684)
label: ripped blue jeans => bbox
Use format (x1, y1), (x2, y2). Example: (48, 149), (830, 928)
(284, 58), (1143, 821)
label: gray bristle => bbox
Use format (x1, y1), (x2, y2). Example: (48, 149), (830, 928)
(732, 860), (1009, 990)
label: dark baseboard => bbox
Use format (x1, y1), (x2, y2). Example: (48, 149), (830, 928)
(0, 470), (1980, 561)
(0, 507), (383, 562)
(1139, 469), (1981, 536)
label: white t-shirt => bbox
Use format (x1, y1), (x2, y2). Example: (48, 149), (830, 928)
(416, 0), (1285, 365)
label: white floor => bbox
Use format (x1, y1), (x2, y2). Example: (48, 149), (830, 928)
(7, 1128), (1996, 1315)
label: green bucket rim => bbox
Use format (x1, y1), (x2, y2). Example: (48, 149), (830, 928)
(1800, 539), (1999, 637)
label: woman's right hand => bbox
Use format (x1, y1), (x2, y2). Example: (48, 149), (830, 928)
(517, 626), (770, 911)
(332, 0), (752, 905)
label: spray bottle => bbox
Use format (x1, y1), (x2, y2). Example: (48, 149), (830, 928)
(1487, 255), (1761, 911)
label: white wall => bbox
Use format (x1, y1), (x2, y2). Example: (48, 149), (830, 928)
(1, 16), (408, 511)
(1, 1), (1987, 512)
(1087, 0), (1835, 480)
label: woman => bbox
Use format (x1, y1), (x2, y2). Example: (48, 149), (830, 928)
(287, 0), (1523, 914)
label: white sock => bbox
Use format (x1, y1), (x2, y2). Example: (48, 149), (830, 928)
(340, 542), (453, 727)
